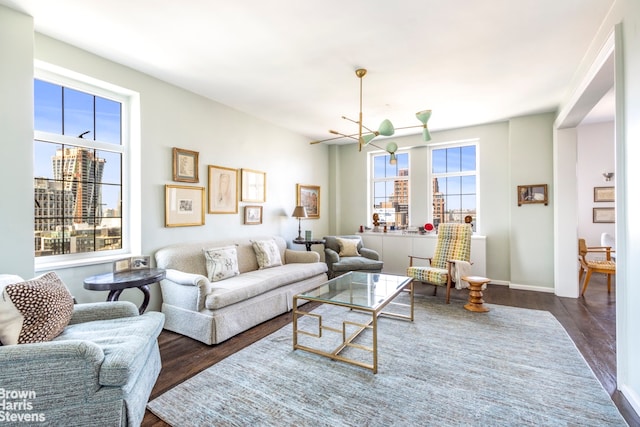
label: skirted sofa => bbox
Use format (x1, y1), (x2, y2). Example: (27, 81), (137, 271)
(154, 236), (328, 345)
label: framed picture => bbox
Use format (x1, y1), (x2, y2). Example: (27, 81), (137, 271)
(241, 168), (266, 202)
(517, 184), (548, 206)
(165, 185), (205, 227)
(594, 186), (614, 202)
(244, 205), (263, 225)
(113, 258), (131, 274)
(593, 207), (615, 223)
(208, 165), (238, 213)
(172, 147), (199, 183)
(130, 256), (151, 269)
(297, 184), (320, 218)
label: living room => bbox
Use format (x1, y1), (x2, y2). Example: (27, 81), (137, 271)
(1, 1), (640, 425)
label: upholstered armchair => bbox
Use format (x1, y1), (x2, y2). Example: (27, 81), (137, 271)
(323, 235), (383, 278)
(406, 223), (473, 303)
(0, 273), (165, 427)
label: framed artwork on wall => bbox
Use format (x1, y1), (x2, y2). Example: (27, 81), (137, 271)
(165, 185), (205, 227)
(594, 186), (614, 202)
(172, 147), (199, 183)
(244, 205), (263, 225)
(241, 168), (266, 202)
(593, 207), (615, 223)
(517, 184), (548, 206)
(297, 184), (320, 219)
(208, 165), (238, 214)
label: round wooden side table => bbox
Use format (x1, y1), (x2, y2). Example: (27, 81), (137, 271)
(462, 275), (491, 313)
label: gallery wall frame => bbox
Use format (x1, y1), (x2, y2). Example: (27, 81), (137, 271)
(297, 184), (320, 219)
(593, 207), (615, 223)
(165, 184), (205, 227)
(594, 186), (615, 202)
(208, 165), (238, 214)
(517, 184), (548, 206)
(172, 147), (199, 183)
(244, 205), (263, 225)
(241, 168), (266, 202)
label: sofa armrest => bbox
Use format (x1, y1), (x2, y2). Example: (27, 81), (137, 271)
(285, 249), (320, 264)
(69, 301), (138, 325)
(161, 269), (211, 312)
(165, 269), (209, 287)
(360, 247), (380, 261)
(325, 247), (340, 264)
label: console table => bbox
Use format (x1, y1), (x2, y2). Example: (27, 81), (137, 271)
(292, 238), (325, 252)
(83, 268), (165, 314)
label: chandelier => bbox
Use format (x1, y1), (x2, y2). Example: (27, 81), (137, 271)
(311, 68), (432, 164)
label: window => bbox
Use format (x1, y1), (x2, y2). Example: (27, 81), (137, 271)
(33, 66), (135, 266)
(371, 151), (409, 228)
(430, 142), (477, 230)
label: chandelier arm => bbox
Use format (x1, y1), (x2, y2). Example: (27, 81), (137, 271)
(310, 133), (360, 145)
(392, 124), (426, 131)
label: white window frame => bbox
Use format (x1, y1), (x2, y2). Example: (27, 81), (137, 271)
(369, 149), (411, 228)
(34, 61), (141, 271)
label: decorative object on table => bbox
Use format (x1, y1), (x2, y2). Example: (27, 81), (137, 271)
(244, 205), (263, 225)
(208, 165), (238, 213)
(113, 256), (151, 273)
(424, 223), (435, 233)
(172, 147), (199, 183)
(296, 184), (320, 219)
(165, 185), (205, 227)
(594, 186), (614, 202)
(291, 205), (307, 239)
(372, 212), (380, 232)
(240, 168), (266, 202)
(517, 184), (548, 206)
(305, 230), (312, 240)
(113, 257), (132, 273)
(309, 68), (432, 166)
(593, 207), (615, 223)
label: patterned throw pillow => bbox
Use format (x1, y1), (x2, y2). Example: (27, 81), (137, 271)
(337, 238), (361, 257)
(0, 272), (74, 345)
(204, 246), (240, 282)
(252, 239), (283, 269)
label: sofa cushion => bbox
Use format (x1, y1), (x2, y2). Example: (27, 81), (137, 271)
(337, 237), (361, 257)
(54, 311), (165, 387)
(204, 246), (240, 282)
(0, 272), (74, 345)
(205, 262), (327, 310)
(252, 239), (283, 269)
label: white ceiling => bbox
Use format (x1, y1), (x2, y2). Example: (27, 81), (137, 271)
(1, 0), (615, 143)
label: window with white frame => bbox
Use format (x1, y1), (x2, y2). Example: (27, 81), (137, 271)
(33, 67), (134, 264)
(430, 142), (477, 231)
(371, 151), (409, 228)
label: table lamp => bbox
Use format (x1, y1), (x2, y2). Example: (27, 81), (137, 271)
(291, 206), (308, 240)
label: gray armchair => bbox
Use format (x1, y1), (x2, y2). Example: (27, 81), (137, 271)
(0, 280), (164, 427)
(323, 235), (383, 278)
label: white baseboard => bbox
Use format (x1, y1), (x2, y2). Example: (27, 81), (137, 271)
(620, 384), (640, 419)
(503, 282), (556, 293)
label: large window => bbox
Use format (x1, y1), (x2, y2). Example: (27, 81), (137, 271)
(34, 68), (132, 264)
(371, 151), (409, 228)
(430, 142), (477, 230)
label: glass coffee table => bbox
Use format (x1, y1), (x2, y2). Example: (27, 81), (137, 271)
(293, 271), (413, 373)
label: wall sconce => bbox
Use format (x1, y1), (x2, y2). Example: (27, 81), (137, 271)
(602, 172), (614, 182)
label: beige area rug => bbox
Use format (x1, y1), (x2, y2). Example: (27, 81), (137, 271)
(147, 296), (627, 426)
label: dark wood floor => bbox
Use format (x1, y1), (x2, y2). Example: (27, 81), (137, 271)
(142, 275), (639, 427)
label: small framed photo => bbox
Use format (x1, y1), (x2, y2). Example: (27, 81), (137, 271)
(244, 205), (263, 225)
(131, 256), (151, 269)
(297, 184), (320, 219)
(165, 185), (205, 227)
(172, 147), (199, 183)
(594, 186), (614, 202)
(517, 184), (548, 206)
(113, 258), (131, 274)
(593, 207), (615, 223)
(208, 165), (238, 214)
(241, 168), (266, 202)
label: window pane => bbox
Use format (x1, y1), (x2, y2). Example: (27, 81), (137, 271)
(98, 151), (121, 186)
(432, 149), (446, 173)
(95, 97), (122, 144)
(34, 141), (62, 179)
(373, 156), (387, 179)
(101, 184), (122, 218)
(461, 145), (476, 171)
(446, 148), (461, 173)
(445, 176), (461, 194)
(34, 80), (62, 134)
(63, 87), (94, 138)
(461, 175), (476, 193)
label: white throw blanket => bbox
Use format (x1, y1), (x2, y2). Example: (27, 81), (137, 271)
(452, 261), (475, 290)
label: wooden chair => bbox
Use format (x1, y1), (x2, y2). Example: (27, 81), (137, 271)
(406, 223), (472, 303)
(578, 238), (616, 296)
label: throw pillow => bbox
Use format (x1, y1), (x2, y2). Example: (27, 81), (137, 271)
(252, 239), (283, 269)
(203, 246), (240, 282)
(337, 238), (361, 257)
(0, 272), (74, 345)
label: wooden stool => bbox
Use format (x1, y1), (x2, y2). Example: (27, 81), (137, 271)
(462, 275), (491, 313)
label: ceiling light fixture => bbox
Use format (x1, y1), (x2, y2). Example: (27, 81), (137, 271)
(310, 68), (432, 162)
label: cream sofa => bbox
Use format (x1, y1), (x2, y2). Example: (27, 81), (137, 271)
(154, 236), (328, 345)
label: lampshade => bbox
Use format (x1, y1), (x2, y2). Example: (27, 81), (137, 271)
(378, 119), (395, 137)
(291, 206), (307, 218)
(359, 133), (377, 146)
(415, 109), (432, 124)
(422, 127), (432, 142)
(389, 153), (397, 165)
(385, 142), (398, 154)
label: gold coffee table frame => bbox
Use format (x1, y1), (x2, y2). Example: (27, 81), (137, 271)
(293, 272), (414, 373)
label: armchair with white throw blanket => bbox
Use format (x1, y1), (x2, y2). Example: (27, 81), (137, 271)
(406, 223), (473, 303)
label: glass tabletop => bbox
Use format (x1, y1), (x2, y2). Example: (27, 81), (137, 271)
(297, 272), (412, 310)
